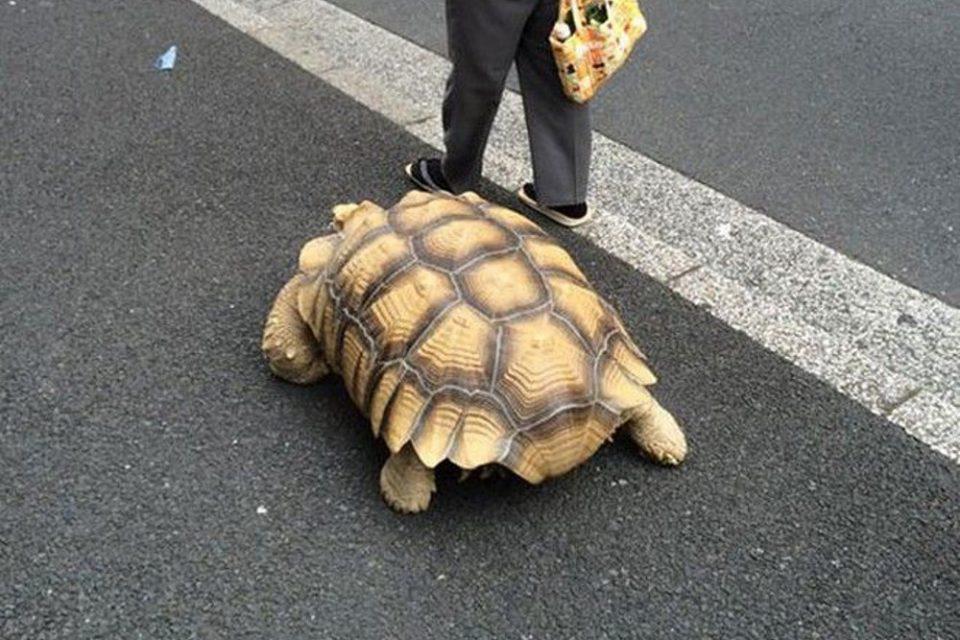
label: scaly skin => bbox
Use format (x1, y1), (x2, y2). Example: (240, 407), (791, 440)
(380, 445), (437, 513)
(624, 390), (688, 466)
(262, 274), (328, 384)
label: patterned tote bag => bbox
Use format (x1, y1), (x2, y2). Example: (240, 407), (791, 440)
(549, 0), (648, 103)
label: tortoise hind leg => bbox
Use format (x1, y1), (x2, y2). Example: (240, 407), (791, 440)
(262, 275), (328, 384)
(380, 445), (436, 513)
(625, 391), (688, 466)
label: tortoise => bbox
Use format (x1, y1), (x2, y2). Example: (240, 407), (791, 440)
(262, 190), (687, 513)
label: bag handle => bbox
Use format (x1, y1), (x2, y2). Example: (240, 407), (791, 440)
(566, 0), (614, 32)
(567, 0), (584, 31)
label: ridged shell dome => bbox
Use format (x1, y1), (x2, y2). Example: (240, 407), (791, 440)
(315, 191), (656, 482)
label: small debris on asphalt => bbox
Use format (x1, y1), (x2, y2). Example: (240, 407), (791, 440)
(155, 45), (178, 71)
(897, 312), (918, 327)
(256, 505), (268, 515)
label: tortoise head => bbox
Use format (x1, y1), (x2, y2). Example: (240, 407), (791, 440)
(332, 200), (385, 236)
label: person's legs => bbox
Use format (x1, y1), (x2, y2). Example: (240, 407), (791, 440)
(515, 0), (591, 206)
(440, 0), (535, 192)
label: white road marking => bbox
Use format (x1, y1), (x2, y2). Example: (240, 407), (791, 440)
(192, 0), (960, 462)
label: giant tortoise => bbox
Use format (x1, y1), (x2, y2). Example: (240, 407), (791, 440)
(262, 190), (687, 512)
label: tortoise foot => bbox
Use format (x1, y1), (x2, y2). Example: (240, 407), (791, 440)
(262, 275), (327, 384)
(626, 396), (688, 466)
(380, 446), (436, 513)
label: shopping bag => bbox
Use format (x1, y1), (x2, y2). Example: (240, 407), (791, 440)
(549, 0), (647, 103)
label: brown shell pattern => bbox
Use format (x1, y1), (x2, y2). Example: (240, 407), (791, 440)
(318, 191), (656, 483)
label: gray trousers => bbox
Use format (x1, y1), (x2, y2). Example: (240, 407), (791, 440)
(441, 0), (592, 206)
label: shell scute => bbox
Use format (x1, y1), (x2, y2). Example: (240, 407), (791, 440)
(548, 274), (618, 352)
(480, 203), (545, 236)
(522, 235), (588, 284)
(502, 405), (618, 483)
(335, 231), (411, 310)
(369, 363), (403, 435)
(411, 390), (467, 467)
(406, 302), (497, 390)
(380, 372), (429, 453)
(413, 218), (517, 271)
(494, 312), (594, 423)
(390, 194), (478, 235)
(458, 252), (549, 320)
(339, 323), (371, 406)
(361, 264), (458, 361)
(446, 398), (512, 469)
(606, 332), (656, 386)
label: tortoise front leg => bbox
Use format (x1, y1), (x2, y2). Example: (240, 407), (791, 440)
(262, 275), (328, 384)
(380, 445), (436, 513)
(625, 391), (688, 466)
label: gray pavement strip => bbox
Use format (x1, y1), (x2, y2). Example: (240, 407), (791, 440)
(192, 0), (960, 462)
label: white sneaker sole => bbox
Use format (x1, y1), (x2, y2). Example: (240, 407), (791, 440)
(516, 186), (593, 227)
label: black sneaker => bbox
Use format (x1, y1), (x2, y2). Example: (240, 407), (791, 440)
(404, 157), (453, 194)
(516, 183), (591, 227)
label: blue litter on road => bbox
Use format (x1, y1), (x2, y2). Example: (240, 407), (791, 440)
(155, 45), (177, 71)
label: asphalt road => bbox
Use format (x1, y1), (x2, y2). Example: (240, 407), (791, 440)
(325, 0), (960, 305)
(2, 1), (958, 638)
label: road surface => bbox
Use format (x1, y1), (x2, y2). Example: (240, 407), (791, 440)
(2, 1), (958, 638)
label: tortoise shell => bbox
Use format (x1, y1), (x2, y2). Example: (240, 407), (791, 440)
(311, 191), (656, 483)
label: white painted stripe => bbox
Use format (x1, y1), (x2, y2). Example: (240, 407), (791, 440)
(193, 0), (960, 462)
